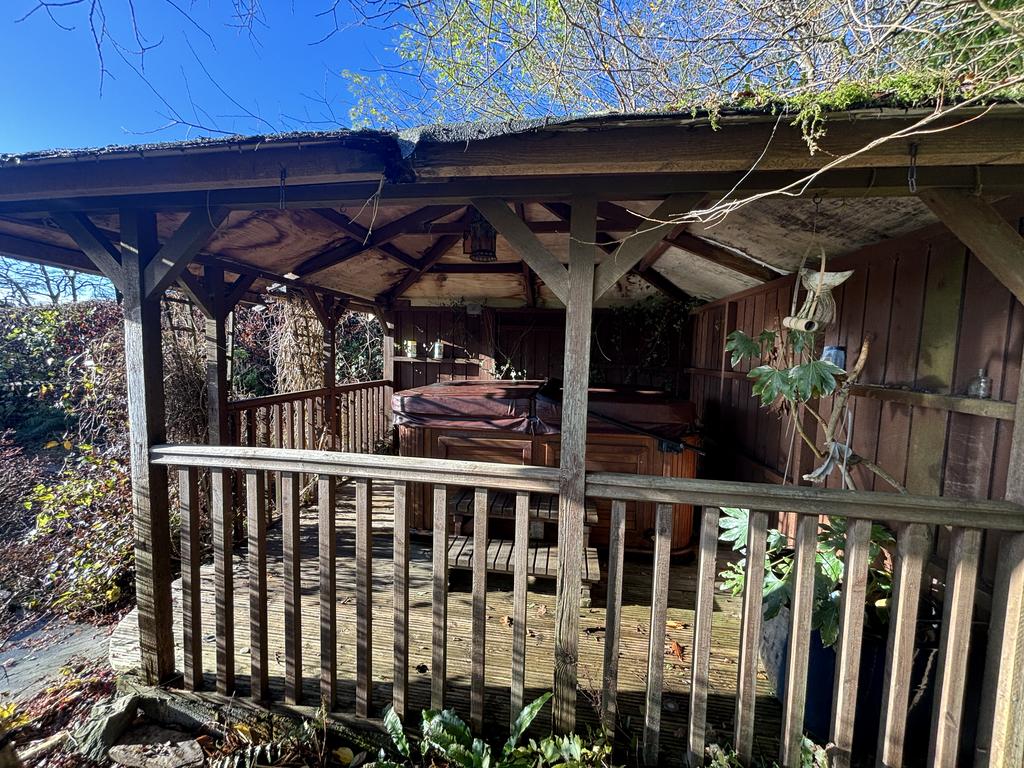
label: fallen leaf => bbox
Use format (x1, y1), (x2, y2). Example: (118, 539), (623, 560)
(536, 604), (548, 617)
(584, 626), (605, 635)
(669, 640), (685, 663)
(503, 615), (513, 627)
(666, 620), (685, 630)
(416, 663), (429, 674)
(334, 747), (354, 765)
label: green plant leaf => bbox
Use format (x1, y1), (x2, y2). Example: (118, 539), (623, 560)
(748, 365), (794, 406)
(789, 359), (844, 401)
(503, 691), (552, 756)
(725, 330), (761, 367)
(717, 507), (750, 551)
(383, 705), (410, 758)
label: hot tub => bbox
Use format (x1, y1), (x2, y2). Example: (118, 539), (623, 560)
(393, 379), (700, 555)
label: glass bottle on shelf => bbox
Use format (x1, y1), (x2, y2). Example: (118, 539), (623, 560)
(967, 368), (992, 399)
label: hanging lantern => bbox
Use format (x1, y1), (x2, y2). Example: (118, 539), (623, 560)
(464, 208), (497, 262)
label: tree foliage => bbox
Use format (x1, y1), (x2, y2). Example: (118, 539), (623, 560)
(347, 0), (1024, 129)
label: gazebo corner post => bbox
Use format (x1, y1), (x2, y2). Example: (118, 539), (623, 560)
(119, 209), (175, 684)
(552, 196), (598, 733)
(199, 264), (237, 695)
(976, 343), (1024, 768)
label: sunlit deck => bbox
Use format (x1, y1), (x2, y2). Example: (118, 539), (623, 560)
(110, 482), (781, 759)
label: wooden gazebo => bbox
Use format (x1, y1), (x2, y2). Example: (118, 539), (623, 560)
(2, 107), (1024, 767)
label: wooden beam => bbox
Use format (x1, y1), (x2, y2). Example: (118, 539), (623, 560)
(0, 141), (385, 202)
(312, 208), (422, 269)
(119, 208), (174, 684)
(295, 205), (462, 276)
(430, 262), (522, 274)
(543, 201), (690, 302)
(920, 190), (1024, 305)
(224, 272), (258, 312)
(665, 231), (777, 283)
(522, 262), (537, 307)
(0, 232), (99, 274)
(412, 111), (1024, 178)
(552, 196), (597, 732)
(8, 164), (1024, 216)
(176, 270), (213, 317)
(473, 198), (569, 304)
(381, 234), (461, 303)
(593, 194), (703, 299)
(144, 206), (229, 299)
(50, 211), (125, 292)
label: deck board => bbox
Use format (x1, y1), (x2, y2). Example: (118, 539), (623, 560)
(110, 482), (781, 764)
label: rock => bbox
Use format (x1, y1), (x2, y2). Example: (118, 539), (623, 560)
(108, 725), (204, 768)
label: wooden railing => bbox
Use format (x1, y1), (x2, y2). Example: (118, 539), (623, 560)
(149, 444), (1024, 768)
(227, 380), (392, 454)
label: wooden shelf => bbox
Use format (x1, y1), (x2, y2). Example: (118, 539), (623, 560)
(849, 384), (1016, 421)
(394, 356), (481, 365)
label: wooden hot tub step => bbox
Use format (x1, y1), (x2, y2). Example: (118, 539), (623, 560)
(447, 534), (601, 584)
(448, 489), (599, 526)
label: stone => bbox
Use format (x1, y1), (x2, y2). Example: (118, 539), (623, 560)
(108, 725), (204, 768)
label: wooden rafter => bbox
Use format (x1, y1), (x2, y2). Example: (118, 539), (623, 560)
(380, 234), (461, 303)
(544, 202), (690, 303)
(598, 200), (776, 283)
(592, 194), (704, 299)
(920, 190), (1024, 305)
(294, 205), (462, 276)
(311, 208), (423, 270)
(50, 211), (125, 293)
(143, 207), (230, 299)
(472, 198), (569, 304)
(664, 232), (777, 283)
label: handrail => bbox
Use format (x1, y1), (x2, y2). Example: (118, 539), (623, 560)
(586, 472), (1024, 531)
(227, 387), (329, 411)
(150, 442), (1024, 531)
(150, 444), (560, 493)
(226, 380), (390, 411)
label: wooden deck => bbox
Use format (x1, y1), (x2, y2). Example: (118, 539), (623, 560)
(110, 482), (781, 762)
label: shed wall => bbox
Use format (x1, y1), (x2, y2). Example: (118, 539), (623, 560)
(688, 201), (1024, 587)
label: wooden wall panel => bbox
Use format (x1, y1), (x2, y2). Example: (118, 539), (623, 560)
(687, 202), (1024, 587)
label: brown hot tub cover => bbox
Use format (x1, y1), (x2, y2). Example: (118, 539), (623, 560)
(391, 379), (697, 443)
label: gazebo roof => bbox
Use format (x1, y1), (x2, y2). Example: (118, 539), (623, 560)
(2, 105), (1023, 306)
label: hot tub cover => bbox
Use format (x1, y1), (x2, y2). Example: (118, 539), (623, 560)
(392, 379), (697, 442)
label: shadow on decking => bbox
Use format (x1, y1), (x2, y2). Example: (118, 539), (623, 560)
(110, 482), (782, 765)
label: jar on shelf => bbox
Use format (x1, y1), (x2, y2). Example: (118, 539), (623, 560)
(967, 368), (992, 399)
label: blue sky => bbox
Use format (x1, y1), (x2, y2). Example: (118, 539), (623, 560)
(2, 2), (396, 153)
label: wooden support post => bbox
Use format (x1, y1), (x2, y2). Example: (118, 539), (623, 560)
(119, 209), (174, 684)
(203, 265), (235, 695)
(976, 345), (1024, 768)
(552, 197), (596, 733)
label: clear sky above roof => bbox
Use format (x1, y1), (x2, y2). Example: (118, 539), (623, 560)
(2, 3), (392, 154)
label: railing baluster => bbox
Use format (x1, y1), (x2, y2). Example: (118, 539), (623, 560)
(179, 466), (202, 691)
(876, 523), (931, 767)
(928, 526), (982, 767)
(212, 464), (234, 695)
(781, 513), (819, 767)
(246, 468), (269, 702)
(830, 518), (872, 768)
(282, 470), (303, 704)
(393, 480), (410, 720)
(643, 502), (674, 765)
(688, 507), (721, 767)
(431, 484), (449, 708)
(735, 509), (768, 761)
(356, 477), (374, 717)
(319, 473), (337, 708)
(511, 489), (530, 723)
(601, 499), (626, 734)
(471, 486), (488, 733)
